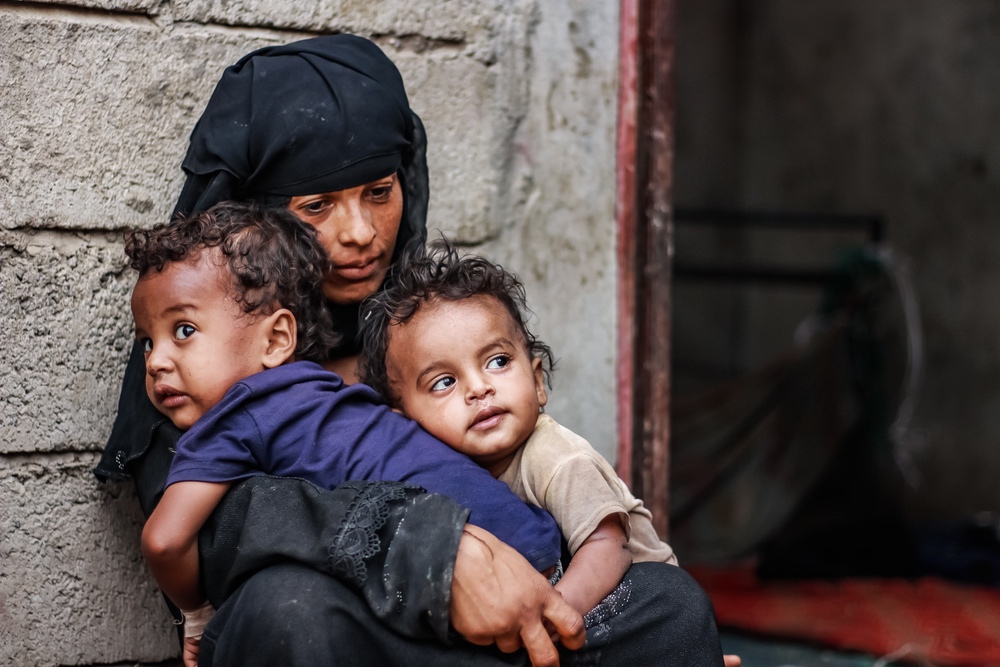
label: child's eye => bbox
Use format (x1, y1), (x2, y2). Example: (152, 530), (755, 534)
(431, 376), (456, 392)
(486, 355), (511, 370)
(140, 338), (153, 354)
(175, 324), (196, 340)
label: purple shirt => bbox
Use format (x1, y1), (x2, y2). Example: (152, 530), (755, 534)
(168, 361), (560, 571)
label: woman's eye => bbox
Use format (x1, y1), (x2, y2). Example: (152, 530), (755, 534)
(486, 355), (511, 370)
(368, 184), (393, 201)
(430, 376), (456, 392)
(175, 324), (196, 340)
(301, 200), (329, 214)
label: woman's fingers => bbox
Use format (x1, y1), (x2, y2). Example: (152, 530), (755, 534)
(494, 632), (524, 654)
(518, 612), (569, 667)
(450, 524), (584, 664)
(539, 588), (585, 651)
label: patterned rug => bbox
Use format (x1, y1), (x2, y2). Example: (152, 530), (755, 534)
(689, 565), (1000, 665)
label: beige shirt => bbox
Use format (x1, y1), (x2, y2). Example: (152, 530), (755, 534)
(497, 414), (677, 564)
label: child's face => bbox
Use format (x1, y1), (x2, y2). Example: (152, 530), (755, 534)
(130, 250), (275, 430)
(386, 295), (548, 476)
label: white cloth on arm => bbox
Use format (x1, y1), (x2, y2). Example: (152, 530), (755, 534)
(181, 600), (216, 639)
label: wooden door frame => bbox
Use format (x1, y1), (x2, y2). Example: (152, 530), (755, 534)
(615, 0), (676, 538)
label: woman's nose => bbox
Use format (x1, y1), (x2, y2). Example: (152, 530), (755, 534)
(336, 200), (377, 246)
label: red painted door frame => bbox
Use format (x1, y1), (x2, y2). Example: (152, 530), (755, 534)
(615, 0), (676, 538)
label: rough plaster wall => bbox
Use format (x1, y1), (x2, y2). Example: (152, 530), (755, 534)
(1, 455), (164, 666)
(474, 0), (620, 456)
(675, 0), (1000, 516)
(1, 1), (618, 664)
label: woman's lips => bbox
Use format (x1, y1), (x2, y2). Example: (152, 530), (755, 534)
(332, 256), (383, 282)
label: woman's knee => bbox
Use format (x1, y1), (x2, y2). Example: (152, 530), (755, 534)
(201, 564), (380, 666)
(585, 562), (722, 665)
(244, 566), (349, 623)
(647, 562), (716, 619)
(621, 562), (720, 638)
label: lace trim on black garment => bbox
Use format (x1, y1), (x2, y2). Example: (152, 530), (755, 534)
(584, 576), (632, 637)
(328, 482), (409, 586)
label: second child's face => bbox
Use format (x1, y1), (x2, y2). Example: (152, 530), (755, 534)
(387, 295), (548, 477)
(130, 250), (273, 430)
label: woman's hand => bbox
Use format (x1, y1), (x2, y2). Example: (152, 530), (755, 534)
(450, 524), (585, 666)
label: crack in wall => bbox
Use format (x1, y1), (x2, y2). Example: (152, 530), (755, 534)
(0, 0), (472, 49)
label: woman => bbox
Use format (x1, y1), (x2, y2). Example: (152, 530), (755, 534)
(96, 35), (725, 666)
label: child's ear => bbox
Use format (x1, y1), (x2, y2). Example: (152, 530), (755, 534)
(532, 356), (548, 408)
(261, 308), (297, 368)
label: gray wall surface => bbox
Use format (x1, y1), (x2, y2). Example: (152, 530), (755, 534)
(674, 0), (1000, 517)
(0, 2), (619, 663)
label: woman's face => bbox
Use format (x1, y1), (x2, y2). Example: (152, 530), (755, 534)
(288, 173), (403, 305)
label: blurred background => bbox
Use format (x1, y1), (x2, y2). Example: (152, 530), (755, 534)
(667, 2), (1000, 663)
(671, 0), (1000, 566)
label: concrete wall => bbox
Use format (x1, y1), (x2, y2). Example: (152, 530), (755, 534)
(0, 2), (619, 664)
(674, 0), (1000, 517)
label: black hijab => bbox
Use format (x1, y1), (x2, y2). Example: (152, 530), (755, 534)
(174, 34), (429, 355)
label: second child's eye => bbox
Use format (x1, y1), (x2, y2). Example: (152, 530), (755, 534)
(175, 324), (196, 340)
(486, 355), (511, 370)
(431, 376), (456, 392)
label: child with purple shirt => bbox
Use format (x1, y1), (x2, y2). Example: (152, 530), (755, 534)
(127, 202), (560, 663)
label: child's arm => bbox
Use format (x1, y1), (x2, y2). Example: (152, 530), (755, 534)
(141, 481), (231, 610)
(554, 514), (632, 616)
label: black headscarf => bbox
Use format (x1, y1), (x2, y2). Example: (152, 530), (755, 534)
(174, 34), (429, 356)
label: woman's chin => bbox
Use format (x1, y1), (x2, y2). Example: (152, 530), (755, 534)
(323, 276), (384, 304)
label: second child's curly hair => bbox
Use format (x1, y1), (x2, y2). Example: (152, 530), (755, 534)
(124, 201), (340, 362)
(359, 238), (555, 404)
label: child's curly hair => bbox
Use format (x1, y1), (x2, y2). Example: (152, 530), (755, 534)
(124, 201), (340, 362)
(359, 238), (555, 404)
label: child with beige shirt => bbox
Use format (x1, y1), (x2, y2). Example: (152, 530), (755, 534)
(359, 240), (676, 617)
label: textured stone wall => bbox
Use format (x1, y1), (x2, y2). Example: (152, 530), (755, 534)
(0, 2), (619, 664)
